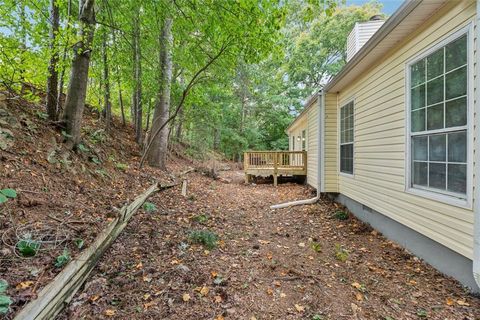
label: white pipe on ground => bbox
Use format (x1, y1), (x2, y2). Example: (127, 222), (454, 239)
(271, 90), (324, 210)
(473, 0), (480, 289)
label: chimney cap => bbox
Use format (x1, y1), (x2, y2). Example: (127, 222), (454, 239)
(369, 15), (383, 21)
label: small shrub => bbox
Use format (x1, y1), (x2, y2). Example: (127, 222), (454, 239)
(0, 188), (17, 204)
(334, 244), (349, 262)
(143, 202), (157, 213)
(193, 214), (209, 224)
(16, 239), (40, 257)
(0, 280), (12, 315)
(334, 210), (349, 220)
(188, 230), (218, 249)
(54, 249), (70, 268)
(89, 129), (107, 144)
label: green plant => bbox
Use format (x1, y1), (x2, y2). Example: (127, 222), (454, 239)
(416, 309), (427, 318)
(312, 315), (324, 320)
(334, 210), (349, 220)
(89, 129), (107, 144)
(193, 214), (209, 224)
(188, 230), (218, 249)
(95, 169), (111, 178)
(77, 143), (90, 153)
(35, 111), (48, 120)
(334, 244), (349, 262)
(0, 188), (17, 204)
(90, 156), (101, 164)
(0, 279), (12, 315)
(61, 130), (72, 139)
(74, 238), (84, 249)
(17, 239), (40, 257)
(143, 202), (157, 213)
(310, 241), (322, 253)
(115, 162), (128, 171)
(54, 249), (70, 268)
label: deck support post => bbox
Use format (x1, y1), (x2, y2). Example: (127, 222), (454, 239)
(273, 151), (278, 187)
(245, 174), (250, 184)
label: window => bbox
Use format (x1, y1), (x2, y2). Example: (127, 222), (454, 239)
(409, 33), (468, 198)
(292, 135), (295, 151)
(302, 130), (306, 151)
(340, 101), (354, 174)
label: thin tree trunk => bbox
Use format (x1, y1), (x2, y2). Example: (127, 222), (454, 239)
(57, 0), (72, 113)
(175, 105), (183, 142)
(145, 99), (152, 132)
(132, 9), (142, 143)
(46, 0), (60, 121)
(102, 29), (112, 129)
(19, 3), (27, 94)
(61, 0), (95, 147)
(146, 17), (173, 169)
(112, 29), (125, 126)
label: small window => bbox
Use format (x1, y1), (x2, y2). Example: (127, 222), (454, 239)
(302, 130), (306, 151)
(292, 135), (295, 151)
(340, 101), (354, 174)
(409, 33), (468, 198)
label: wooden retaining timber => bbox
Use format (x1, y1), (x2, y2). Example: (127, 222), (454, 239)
(14, 182), (173, 320)
(243, 151), (307, 186)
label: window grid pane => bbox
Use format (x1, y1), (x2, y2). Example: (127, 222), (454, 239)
(340, 102), (354, 174)
(410, 33), (468, 197)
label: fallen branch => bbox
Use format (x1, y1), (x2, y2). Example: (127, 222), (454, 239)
(14, 183), (161, 320)
(181, 179), (187, 197)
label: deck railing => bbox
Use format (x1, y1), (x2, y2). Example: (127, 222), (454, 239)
(244, 151), (307, 170)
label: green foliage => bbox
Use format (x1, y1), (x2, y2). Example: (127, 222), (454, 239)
(143, 202), (157, 213)
(89, 130), (107, 144)
(74, 238), (84, 249)
(16, 239), (40, 257)
(0, 279), (12, 315)
(77, 143), (90, 153)
(0, 188), (16, 204)
(334, 210), (349, 220)
(188, 230), (218, 250)
(310, 241), (322, 253)
(416, 309), (427, 318)
(193, 214), (209, 224)
(334, 244), (349, 262)
(115, 162), (128, 171)
(54, 248), (70, 268)
(312, 315), (324, 320)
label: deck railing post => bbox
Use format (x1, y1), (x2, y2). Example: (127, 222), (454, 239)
(273, 151), (278, 187)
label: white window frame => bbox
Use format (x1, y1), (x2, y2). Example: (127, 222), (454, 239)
(405, 24), (473, 209)
(339, 98), (355, 177)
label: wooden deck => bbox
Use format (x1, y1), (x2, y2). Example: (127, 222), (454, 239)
(244, 151), (307, 186)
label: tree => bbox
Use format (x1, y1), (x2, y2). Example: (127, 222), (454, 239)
(62, 0), (96, 146)
(46, 0), (60, 121)
(102, 28), (112, 128)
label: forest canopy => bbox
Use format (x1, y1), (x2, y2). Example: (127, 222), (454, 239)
(0, 0), (383, 163)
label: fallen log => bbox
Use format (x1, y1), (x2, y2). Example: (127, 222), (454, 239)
(181, 179), (187, 197)
(14, 182), (170, 320)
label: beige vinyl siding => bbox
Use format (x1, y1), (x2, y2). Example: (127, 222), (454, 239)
(307, 99), (319, 188)
(288, 116), (307, 151)
(324, 93), (338, 192)
(336, 1), (476, 259)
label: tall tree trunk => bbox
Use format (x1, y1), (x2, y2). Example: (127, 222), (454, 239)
(112, 29), (125, 126)
(132, 9), (142, 143)
(102, 29), (112, 128)
(46, 0), (60, 121)
(145, 99), (152, 132)
(146, 16), (173, 169)
(61, 0), (96, 147)
(57, 0), (72, 113)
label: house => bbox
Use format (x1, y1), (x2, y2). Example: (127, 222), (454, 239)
(286, 0), (480, 292)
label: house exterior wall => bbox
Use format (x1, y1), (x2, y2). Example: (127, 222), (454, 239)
(287, 98), (319, 188)
(332, 1), (476, 259)
(307, 99), (319, 188)
(324, 93), (338, 192)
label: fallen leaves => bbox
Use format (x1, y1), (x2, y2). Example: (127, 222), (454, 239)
(16, 281), (34, 290)
(182, 293), (191, 302)
(294, 304), (305, 312)
(104, 309), (116, 317)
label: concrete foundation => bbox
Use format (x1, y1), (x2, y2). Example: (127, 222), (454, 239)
(334, 193), (480, 293)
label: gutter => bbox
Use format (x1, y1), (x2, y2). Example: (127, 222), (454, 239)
(324, 0), (422, 93)
(271, 90), (323, 209)
(473, 0), (480, 290)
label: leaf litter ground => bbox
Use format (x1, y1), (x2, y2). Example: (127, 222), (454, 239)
(61, 170), (480, 319)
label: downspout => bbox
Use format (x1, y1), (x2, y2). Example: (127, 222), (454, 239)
(473, 0), (480, 289)
(271, 90), (324, 209)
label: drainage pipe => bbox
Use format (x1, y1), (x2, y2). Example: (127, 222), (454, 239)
(473, 0), (480, 289)
(271, 90), (324, 209)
